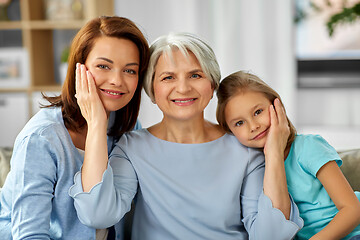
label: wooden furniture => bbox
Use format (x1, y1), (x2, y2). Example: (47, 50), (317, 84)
(0, 0), (114, 117)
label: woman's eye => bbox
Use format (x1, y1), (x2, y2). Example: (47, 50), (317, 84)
(254, 109), (263, 116)
(191, 73), (201, 78)
(162, 76), (173, 81)
(97, 64), (110, 70)
(125, 69), (137, 75)
(235, 120), (244, 127)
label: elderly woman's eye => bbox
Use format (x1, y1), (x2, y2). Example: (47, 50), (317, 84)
(191, 73), (201, 78)
(163, 76), (173, 81)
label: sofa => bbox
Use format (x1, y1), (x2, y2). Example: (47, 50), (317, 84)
(337, 148), (360, 191)
(0, 147), (359, 240)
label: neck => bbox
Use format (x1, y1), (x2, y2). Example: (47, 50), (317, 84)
(68, 126), (88, 150)
(149, 115), (224, 144)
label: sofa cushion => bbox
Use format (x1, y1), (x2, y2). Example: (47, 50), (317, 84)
(338, 149), (360, 191)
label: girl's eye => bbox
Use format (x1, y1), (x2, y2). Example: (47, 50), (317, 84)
(125, 69), (137, 75)
(235, 120), (244, 127)
(97, 64), (110, 70)
(254, 109), (263, 116)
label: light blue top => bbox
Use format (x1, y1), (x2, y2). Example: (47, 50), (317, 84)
(285, 134), (360, 240)
(0, 107), (140, 240)
(70, 129), (303, 240)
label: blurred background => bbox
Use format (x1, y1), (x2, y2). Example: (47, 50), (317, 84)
(1, 0), (360, 150)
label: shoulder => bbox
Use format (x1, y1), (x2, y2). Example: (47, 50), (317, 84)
(14, 107), (70, 150)
(118, 128), (150, 144)
(219, 134), (265, 170)
(113, 129), (151, 153)
(292, 134), (341, 174)
(293, 134), (336, 153)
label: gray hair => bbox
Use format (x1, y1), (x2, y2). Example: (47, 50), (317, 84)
(143, 32), (221, 102)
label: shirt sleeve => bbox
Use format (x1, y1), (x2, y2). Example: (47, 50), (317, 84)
(69, 144), (138, 229)
(10, 134), (57, 239)
(299, 135), (342, 177)
(241, 148), (303, 240)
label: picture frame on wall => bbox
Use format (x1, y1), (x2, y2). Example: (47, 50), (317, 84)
(0, 47), (29, 88)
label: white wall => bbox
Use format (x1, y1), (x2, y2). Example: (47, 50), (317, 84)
(295, 0), (360, 150)
(115, 0), (296, 129)
(115, 0), (360, 151)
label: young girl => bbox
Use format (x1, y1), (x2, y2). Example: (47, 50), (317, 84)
(216, 70), (360, 240)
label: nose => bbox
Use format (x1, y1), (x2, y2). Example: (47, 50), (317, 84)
(176, 78), (191, 93)
(249, 120), (260, 132)
(109, 71), (123, 86)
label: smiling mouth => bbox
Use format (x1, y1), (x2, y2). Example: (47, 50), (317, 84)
(172, 98), (196, 103)
(252, 128), (269, 140)
(101, 89), (124, 96)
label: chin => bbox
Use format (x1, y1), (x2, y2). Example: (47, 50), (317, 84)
(247, 141), (265, 149)
(105, 105), (127, 113)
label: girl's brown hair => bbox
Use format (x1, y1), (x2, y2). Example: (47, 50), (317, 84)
(216, 70), (296, 151)
(44, 16), (149, 137)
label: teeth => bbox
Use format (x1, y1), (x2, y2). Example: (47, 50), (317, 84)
(104, 90), (122, 96)
(173, 99), (194, 103)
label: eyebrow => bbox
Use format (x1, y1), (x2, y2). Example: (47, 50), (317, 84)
(158, 69), (204, 78)
(189, 69), (203, 74)
(96, 57), (139, 67)
(97, 57), (113, 64)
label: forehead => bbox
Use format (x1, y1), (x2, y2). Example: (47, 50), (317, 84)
(156, 49), (200, 70)
(88, 36), (139, 59)
(225, 91), (271, 115)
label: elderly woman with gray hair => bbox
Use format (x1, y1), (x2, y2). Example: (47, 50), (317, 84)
(69, 32), (303, 239)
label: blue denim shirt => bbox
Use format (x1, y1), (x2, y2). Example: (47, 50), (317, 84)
(0, 107), (140, 239)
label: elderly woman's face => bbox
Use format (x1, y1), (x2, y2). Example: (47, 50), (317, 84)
(152, 49), (214, 121)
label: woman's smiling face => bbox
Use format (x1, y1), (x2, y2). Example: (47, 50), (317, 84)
(85, 36), (140, 114)
(152, 49), (214, 122)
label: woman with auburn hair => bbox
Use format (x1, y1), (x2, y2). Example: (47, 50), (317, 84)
(0, 16), (149, 239)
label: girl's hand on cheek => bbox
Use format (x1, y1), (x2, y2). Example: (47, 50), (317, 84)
(264, 98), (289, 159)
(75, 63), (107, 128)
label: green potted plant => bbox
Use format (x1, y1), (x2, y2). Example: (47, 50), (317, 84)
(296, 0), (360, 37)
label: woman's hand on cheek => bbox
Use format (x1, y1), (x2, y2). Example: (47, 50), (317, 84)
(75, 63), (107, 128)
(263, 98), (289, 159)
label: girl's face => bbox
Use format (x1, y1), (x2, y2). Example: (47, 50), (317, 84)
(153, 49), (213, 122)
(225, 90), (272, 148)
(85, 36), (140, 113)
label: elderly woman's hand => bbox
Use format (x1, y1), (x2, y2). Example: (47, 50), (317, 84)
(75, 63), (107, 128)
(263, 98), (290, 160)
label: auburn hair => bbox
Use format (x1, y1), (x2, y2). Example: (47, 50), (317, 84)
(43, 16), (149, 137)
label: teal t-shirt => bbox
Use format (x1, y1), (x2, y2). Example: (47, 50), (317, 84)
(285, 134), (360, 240)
